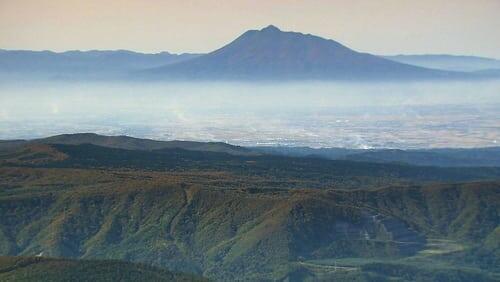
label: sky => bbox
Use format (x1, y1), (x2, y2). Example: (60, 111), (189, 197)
(1, 0), (499, 58)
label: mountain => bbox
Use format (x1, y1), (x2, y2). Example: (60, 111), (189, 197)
(384, 54), (500, 72)
(3, 26), (497, 81)
(0, 256), (208, 281)
(0, 49), (200, 80)
(145, 25), (462, 81)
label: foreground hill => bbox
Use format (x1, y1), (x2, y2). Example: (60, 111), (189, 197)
(0, 256), (207, 281)
(0, 134), (499, 280)
(0, 166), (498, 281)
(145, 25), (460, 81)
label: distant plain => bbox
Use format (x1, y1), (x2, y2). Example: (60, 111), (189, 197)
(1, 80), (499, 148)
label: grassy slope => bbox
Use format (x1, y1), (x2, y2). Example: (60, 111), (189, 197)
(0, 256), (207, 282)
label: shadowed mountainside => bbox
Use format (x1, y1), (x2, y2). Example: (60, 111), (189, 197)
(0, 256), (208, 281)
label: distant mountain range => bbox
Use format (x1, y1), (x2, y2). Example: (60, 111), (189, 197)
(384, 54), (500, 72)
(1, 25), (500, 81)
(0, 49), (199, 80)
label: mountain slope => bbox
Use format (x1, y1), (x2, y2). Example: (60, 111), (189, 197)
(147, 25), (459, 80)
(0, 256), (208, 282)
(0, 135), (498, 280)
(0, 166), (498, 281)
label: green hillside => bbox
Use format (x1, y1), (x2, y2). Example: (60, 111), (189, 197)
(0, 138), (498, 281)
(0, 166), (498, 280)
(0, 256), (207, 281)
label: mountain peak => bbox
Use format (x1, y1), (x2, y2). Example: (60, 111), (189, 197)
(149, 25), (451, 80)
(260, 25), (281, 33)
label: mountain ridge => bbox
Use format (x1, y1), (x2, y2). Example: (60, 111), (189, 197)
(4, 133), (500, 167)
(0, 133), (257, 156)
(253, 146), (500, 167)
(384, 54), (500, 72)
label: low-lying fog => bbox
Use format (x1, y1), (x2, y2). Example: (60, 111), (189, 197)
(1, 80), (499, 149)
